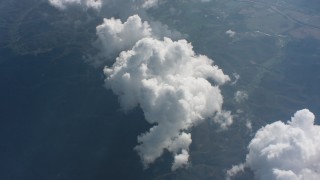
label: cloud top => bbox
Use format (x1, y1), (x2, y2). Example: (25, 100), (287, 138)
(232, 109), (320, 180)
(96, 15), (152, 59)
(105, 37), (230, 170)
(89, 15), (183, 67)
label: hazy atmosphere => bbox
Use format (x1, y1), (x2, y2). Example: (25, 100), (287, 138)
(0, 0), (319, 179)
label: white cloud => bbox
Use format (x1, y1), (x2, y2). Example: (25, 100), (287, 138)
(230, 73), (240, 85)
(234, 90), (248, 103)
(226, 163), (245, 180)
(94, 15), (151, 65)
(226, 29), (236, 38)
(48, 0), (213, 11)
(88, 15), (184, 67)
(48, 0), (102, 9)
(172, 149), (190, 171)
(142, 0), (159, 8)
(142, 0), (211, 8)
(48, 1), (231, 171)
(228, 109), (320, 180)
(149, 21), (184, 41)
(105, 37), (230, 170)
(48, 0), (159, 10)
(245, 120), (252, 130)
(213, 110), (233, 129)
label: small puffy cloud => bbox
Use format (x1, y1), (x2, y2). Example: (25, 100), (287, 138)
(142, 0), (159, 8)
(213, 110), (233, 129)
(228, 109), (320, 180)
(49, 0), (161, 10)
(48, 0), (102, 9)
(231, 73), (240, 85)
(245, 120), (252, 130)
(142, 0), (211, 8)
(172, 149), (190, 171)
(234, 90), (248, 103)
(226, 29), (236, 38)
(105, 37), (230, 170)
(226, 163), (245, 180)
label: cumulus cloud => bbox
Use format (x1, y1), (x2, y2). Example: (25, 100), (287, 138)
(171, 148), (190, 171)
(226, 29), (236, 38)
(142, 0), (211, 8)
(149, 21), (184, 40)
(93, 15), (151, 65)
(245, 120), (252, 130)
(142, 0), (160, 8)
(213, 110), (233, 129)
(48, 0), (160, 10)
(93, 15), (183, 66)
(105, 37), (230, 170)
(228, 109), (320, 180)
(48, 0), (213, 11)
(234, 90), (248, 103)
(48, 0), (231, 171)
(48, 0), (102, 9)
(226, 163), (245, 180)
